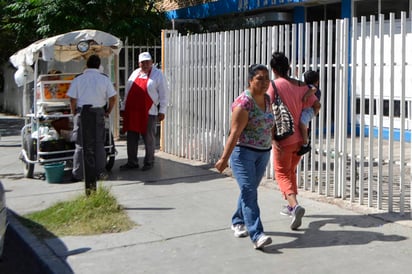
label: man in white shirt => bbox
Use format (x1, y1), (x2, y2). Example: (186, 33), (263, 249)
(67, 54), (116, 183)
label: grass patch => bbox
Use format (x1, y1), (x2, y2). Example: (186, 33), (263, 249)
(18, 185), (135, 239)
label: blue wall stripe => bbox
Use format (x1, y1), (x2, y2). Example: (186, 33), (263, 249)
(356, 125), (411, 143)
(166, 0), (315, 20)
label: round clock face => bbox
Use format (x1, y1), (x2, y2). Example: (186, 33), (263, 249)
(77, 41), (90, 53)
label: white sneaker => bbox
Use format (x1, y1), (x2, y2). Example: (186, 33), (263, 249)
(290, 205), (305, 230)
(231, 224), (248, 238)
(253, 234), (272, 250)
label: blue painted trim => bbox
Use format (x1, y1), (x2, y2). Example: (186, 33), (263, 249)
(294, 6), (305, 24)
(166, 1), (235, 20)
(166, 0), (315, 20)
(341, 0), (352, 18)
(355, 125), (411, 143)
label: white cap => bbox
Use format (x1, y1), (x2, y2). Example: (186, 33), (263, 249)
(139, 52), (152, 62)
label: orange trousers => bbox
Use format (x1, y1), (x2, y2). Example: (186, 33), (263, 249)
(273, 142), (302, 200)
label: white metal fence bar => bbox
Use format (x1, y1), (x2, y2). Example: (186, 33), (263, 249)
(301, 22), (311, 191)
(377, 14), (385, 210)
(368, 15), (376, 208)
(400, 12), (406, 215)
(388, 13), (395, 212)
(350, 16), (358, 203)
(318, 20), (326, 196)
(325, 20), (334, 198)
(341, 18), (350, 200)
(310, 21), (318, 194)
(334, 19), (342, 198)
(358, 16), (367, 204)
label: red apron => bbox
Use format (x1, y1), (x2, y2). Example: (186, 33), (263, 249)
(123, 71), (153, 134)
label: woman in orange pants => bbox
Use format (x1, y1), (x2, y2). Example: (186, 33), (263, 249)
(267, 52), (321, 230)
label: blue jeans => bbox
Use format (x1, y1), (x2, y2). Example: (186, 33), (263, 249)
(230, 146), (270, 242)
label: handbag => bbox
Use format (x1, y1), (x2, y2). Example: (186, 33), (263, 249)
(271, 80), (294, 140)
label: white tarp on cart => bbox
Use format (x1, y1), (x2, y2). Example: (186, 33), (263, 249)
(9, 29), (123, 86)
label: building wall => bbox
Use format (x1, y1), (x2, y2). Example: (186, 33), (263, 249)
(158, 0), (218, 11)
(164, 0), (342, 21)
(163, 0), (411, 23)
(0, 63), (24, 115)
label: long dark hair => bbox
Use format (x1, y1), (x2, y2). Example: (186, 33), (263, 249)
(269, 52), (290, 78)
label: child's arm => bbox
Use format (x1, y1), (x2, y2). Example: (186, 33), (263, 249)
(312, 100), (321, 116)
(303, 85), (317, 102)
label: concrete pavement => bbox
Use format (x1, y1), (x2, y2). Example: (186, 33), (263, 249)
(1, 114), (412, 274)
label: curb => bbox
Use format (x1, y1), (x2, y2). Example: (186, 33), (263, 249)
(7, 210), (74, 274)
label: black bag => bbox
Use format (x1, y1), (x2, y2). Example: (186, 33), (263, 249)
(271, 81), (294, 140)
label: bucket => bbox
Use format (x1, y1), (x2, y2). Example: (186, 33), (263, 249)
(44, 162), (65, 183)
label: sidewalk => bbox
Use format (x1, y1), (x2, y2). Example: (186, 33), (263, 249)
(1, 116), (412, 273)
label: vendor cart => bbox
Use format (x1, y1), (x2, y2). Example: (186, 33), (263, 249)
(9, 29), (122, 178)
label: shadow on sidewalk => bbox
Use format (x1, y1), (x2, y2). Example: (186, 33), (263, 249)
(111, 156), (225, 186)
(0, 117), (25, 138)
(263, 213), (408, 254)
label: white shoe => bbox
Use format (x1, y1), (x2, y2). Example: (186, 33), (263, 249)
(253, 234), (272, 250)
(231, 224), (248, 238)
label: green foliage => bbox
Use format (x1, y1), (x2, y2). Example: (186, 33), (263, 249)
(19, 185), (135, 238)
(0, 0), (167, 64)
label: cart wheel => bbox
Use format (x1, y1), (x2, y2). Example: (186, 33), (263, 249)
(22, 134), (35, 178)
(106, 155), (115, 171)
(105, 132), (115, 171)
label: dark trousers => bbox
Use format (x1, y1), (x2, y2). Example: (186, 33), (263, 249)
(72, 108), (106, 179)
(126, 115), (157, 166)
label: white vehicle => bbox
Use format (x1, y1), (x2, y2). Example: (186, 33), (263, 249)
(9, 29), (122, 178)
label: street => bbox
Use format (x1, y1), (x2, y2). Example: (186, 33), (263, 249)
(1, 114), (412, 273)
(0, 116), (46, 273)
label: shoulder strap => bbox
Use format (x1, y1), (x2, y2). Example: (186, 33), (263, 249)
(271, 80), (279, 99)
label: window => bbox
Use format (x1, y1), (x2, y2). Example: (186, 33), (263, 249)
(306, 3), (341, 22)
(354, 0), (410, 20)
(356, 98), (410, 119)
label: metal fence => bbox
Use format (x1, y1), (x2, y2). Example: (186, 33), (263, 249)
(162, 12), (412, 215)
